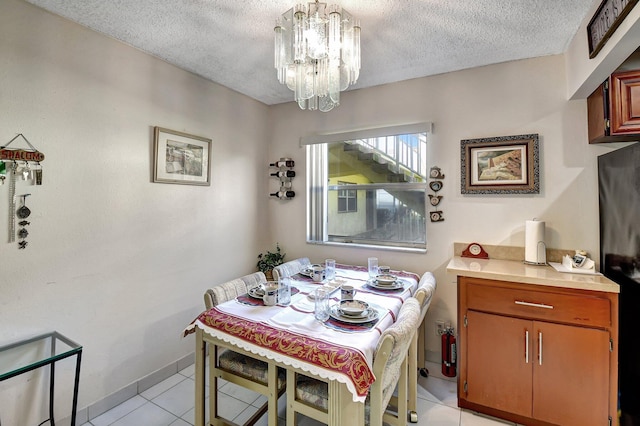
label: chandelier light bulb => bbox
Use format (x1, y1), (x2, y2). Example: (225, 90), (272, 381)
(274, 1), (361, 112)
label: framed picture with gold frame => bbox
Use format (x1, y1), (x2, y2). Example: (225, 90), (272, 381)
(153, 127), (211, 186)
(460, 134), (539, 194)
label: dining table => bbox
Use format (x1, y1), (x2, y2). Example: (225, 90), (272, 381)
(185, 263), (420, 426)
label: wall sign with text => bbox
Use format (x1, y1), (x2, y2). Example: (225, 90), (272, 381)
(588, 0), (638, 58)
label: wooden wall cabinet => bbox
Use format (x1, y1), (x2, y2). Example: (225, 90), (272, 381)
(588, 69), (640, 144)
(457, 276), (618, 426)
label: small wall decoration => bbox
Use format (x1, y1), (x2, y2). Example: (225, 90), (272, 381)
(460, 134), (539, 195)
(587, 0), (638, 58)
(153, 127), (211, 186)
(1, 133), (45, 249)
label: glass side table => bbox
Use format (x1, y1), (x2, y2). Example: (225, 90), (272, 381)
(0, 332), (82, 426)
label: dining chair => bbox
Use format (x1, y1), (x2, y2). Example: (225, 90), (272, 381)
(408, 271), (437, 422)
(272, 257), (310, 281)
(204, 272), (286, 426)
(285, 297), (422, 426)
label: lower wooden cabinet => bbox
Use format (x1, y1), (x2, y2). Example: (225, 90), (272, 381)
(457, 277), (618, 426)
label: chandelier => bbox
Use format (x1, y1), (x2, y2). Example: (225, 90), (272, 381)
(274, 1), (360, 112)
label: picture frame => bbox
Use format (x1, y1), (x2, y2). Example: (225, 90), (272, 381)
(587, 0), (638, 58)
(153, 127), (211, 186)
(460, 134), (539, 194)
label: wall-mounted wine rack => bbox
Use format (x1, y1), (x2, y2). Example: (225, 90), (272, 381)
(269, 157), (295, 200)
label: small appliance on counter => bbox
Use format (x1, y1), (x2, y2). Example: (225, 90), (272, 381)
(524, 219), (546, 265)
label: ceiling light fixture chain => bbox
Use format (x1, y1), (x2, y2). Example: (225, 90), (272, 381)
(274, 1), (360, 112)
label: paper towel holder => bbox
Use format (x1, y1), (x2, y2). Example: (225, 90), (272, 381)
(524, 241), (547, 266)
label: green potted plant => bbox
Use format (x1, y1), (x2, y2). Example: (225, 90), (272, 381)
(256, 243), (285, 280)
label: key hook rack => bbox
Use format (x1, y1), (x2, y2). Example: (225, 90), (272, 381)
(1, 133), (46, 249)
(1, 133), (46, 163)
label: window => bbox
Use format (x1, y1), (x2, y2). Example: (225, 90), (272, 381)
(337, 181), (357, 213)
(305, 123), (431, 251)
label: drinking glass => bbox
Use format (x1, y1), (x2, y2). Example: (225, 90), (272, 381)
(368, 257), (379, 278)
(325, 259), (336, 281)
(314, 288), (330, 322)
(278, 277), (291, 305)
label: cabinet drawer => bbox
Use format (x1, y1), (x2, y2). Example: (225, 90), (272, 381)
(465, 281), (611, 328)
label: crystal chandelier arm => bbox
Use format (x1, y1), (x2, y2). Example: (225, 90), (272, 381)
(293, 5), (307, 63)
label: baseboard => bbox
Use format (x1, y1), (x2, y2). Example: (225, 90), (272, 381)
(62, 352), (195, 425)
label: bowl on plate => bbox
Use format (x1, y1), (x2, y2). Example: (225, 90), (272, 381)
(375, 274), (397, 285)
(338, 300), (369, 317)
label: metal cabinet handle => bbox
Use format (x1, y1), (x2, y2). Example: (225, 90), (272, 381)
(525, 329), (529, 364)
(515, 300), (554, 309)
(538, 331), (543, 366)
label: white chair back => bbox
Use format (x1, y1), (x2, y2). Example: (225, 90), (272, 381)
(204, 271), (266, 309)
(408, 271), (437, 422)
(370, 297), (422, 426)
(272, 257), (310, 281)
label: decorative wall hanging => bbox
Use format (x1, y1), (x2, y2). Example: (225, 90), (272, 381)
(153, 127), (211, 186)
(460, 134), (539, 195)
(429, 166), (444, 222)
(1, 133), (45, 248)
(16, 194), (31, 249)
(587, 0), (638, 58)
(270, 158), (295, 200)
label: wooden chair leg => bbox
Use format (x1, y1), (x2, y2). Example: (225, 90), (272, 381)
(408, 330), (419, 423)
(267, 363), (279, 426)
(286, 369), (297, 426)
(195, 328), (206, 426)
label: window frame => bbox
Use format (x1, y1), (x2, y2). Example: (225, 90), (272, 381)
(304, 123), (432, 253)
(337, 181), (357, 213)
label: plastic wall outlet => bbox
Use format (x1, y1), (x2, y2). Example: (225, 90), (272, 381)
(436, 320), (445, 336)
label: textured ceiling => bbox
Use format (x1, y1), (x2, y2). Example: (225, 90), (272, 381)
(24, 0), (597, 106)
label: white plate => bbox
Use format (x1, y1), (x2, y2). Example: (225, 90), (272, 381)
(367, 279), (404, 290)
(329, 304), (378, 323)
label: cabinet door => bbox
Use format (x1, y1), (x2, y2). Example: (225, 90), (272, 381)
(466, 310), (532, 417)
(533, 321), (610, 426)
(587, 80), (608, 143)
(611, 70), (640, 135)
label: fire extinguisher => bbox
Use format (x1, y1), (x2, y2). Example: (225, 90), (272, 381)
(441, 327), (457, 377)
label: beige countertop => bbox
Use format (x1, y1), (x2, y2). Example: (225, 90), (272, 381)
(447, 256), (620, 294)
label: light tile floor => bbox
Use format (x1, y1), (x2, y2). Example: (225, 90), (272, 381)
(80, 363), (517, 426)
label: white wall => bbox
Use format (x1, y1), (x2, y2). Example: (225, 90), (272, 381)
(268, 54), (622, 365)
(0, 0), (270, 423)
